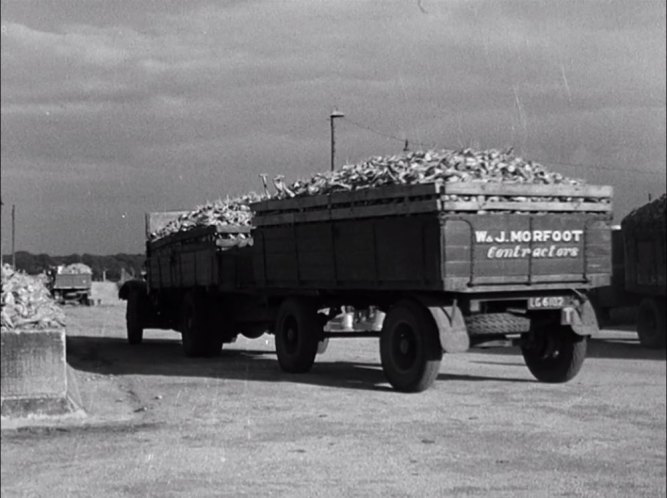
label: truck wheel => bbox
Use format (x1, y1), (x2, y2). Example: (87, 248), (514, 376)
(180, 294), (222, 357)
(637, 298), (666, 349)
(521, 326), (586, 383)
(274, 299), (321, 373)
(126, 292), (144, 345)
(380, 300), (442, 393)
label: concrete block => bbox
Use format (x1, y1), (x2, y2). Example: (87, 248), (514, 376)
(1, 328), (70, 417)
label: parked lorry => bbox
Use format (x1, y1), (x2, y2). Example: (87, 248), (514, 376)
(49, 264), (92, 305)
(120, 182), (612, 391)
(592, 195), (665, 348)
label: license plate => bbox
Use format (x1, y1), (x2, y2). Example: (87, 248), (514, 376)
(528, 296), (568, 309)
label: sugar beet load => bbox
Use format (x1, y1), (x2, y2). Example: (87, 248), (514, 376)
(121, 148), (613, 392)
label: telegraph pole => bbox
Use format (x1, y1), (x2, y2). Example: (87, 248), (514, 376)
(12, 204), (16, 269)
(330, 109), (344, 172)
(0, 197), (3, 267)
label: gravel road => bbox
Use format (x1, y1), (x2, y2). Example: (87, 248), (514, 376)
(2, 305), (665, 497)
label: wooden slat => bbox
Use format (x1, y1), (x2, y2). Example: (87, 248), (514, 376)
(251, 183), (438, 213)
(252, 183), (612, 215)
(254, 199), (610, 226)
(254, 199), (441, 226)
(216, 238), (253, 249)
(439, 201), (612, 212)
(253, 183), (613, 226)
(439, 182), (613, 198)
(148, 224), (252, 250)
(328, 183), (438, 205)
(464, 274), (590, 285)
(442, 277), (602, 293)
(251, 195), (330, 213)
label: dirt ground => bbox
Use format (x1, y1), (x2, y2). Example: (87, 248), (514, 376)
(2, 304), (665, 497)
(90, 282), (122, 306)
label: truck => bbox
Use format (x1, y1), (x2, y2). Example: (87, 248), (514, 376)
(49, 264), (92, 305)
(592, 195), (665, 348)
(120, 181), (612, 392)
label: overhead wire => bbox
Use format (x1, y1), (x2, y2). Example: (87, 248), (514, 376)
(341, 117), (439, 150)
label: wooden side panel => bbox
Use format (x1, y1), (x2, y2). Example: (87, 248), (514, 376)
(147, 245), (226, 290)
(586, 220), (612, 276)
(441, 213), (611, 290)
(297, 224), (336, 283)
(259, 227), (298, 285)
(252, 214), (443, 289)
(373, 217), (441, 286)
(334, 221), (376, 283)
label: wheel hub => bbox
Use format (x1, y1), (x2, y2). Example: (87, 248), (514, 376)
(399, 337), (411, 355)
(393, 324), (417, 371)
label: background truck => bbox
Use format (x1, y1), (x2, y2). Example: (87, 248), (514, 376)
(120, 182), (612, 392)
(592, 195), (665, 348)
(49, 263), (92, 305)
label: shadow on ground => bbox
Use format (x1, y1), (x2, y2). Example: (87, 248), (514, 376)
(471, 333), (666, 362)
(66, 335), (534, 393)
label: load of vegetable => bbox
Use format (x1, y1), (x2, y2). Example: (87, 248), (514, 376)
(271, 148), (582, 199)
(149, 194), (259, 242)
(1, 264), (66, 332)
(58, 263), (92, 274)
(149, 147), (598, 242)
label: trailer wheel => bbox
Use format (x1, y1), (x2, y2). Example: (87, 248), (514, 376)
(274, 299), (321, 373)
(380, 300), (442, 393)
(637, 298), (666, 349)
(521, 326), (587, 383)
(126, 291), (144, 345)
(180, 294), (222, 357)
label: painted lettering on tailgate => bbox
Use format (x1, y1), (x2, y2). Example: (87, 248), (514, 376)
(475, 229), (582, 259)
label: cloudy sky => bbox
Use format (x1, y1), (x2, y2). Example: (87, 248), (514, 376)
(1, 0), (665, 255)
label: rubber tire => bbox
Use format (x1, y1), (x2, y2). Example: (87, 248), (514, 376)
(180, 294), (222, 358)
(126, 291), (144, 345)
(521, 326), (587, 383)
(380, 300), (443, 393)
(274, 299), (321, 373)
(637, 297), (666, 349)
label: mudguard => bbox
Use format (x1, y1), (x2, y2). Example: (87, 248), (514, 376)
(564, 298), (600, 337)
(414, 296), (470, 353)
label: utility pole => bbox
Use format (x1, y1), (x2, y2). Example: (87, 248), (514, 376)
(330, 109), (344, 172)
(0, 197), (3, 267)
(12, 204), (16, 269)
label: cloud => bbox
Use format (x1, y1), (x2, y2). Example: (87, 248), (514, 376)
(1, 0), (665, 253)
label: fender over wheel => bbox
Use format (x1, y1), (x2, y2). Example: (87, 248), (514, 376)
(380, 300), (443, 393)
(274, 299), (322, 373)
(521, 325), (587, 383)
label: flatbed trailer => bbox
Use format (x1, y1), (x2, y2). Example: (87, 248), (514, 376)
(120, 181), (613, 391)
